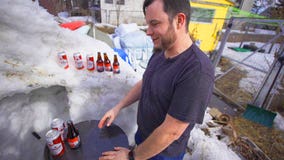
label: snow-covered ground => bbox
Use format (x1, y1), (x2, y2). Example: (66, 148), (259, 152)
(216, 42), (284, 131)
(220, 42), (277, 94)
(0, 0), (283, 160)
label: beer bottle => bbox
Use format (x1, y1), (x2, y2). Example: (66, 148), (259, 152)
(103, 53), (112, 71)
(96, 52), (104, 72)
(67, 120), (81, 149)
(113, 54), (120, 74)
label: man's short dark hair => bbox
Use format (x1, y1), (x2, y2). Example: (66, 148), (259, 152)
(143, 0), (191, 28)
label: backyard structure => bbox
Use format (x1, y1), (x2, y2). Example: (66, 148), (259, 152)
(37, 0), (284, 115)
(212, 18), (284, 114)
(189, 0), (235, 53)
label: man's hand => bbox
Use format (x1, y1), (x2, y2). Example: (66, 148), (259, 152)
(98, 107), (120, 128)
(99, 147), (130, 160)
(98, 80), (142, 129)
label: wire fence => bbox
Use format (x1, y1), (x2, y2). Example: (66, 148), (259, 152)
(90, 9), (145, 25)
(212, 17), (284, 110)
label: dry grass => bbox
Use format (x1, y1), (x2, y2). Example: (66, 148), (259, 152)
(266, 76), (284, 116)
(215, 57), (284, 160)
(215, 57), (253, 107)
(215, 56), (284, 117)
(232, 117), (284, 160)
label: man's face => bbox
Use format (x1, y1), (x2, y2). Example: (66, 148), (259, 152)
(145, 0), (177, 51)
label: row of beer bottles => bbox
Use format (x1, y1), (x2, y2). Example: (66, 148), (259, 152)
(96, 52), (120, 73)
(59, 51), (120, 74)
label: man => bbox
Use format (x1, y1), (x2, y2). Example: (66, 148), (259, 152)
(98, 0), (214, 159)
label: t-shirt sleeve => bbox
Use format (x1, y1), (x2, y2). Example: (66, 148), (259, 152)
(168, 71), (214, 124)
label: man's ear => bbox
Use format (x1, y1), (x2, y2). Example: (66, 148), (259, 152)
(176, 13), (186, 29)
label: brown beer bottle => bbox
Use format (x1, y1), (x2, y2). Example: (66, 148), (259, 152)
(113, 55), (120, 74)
(103, 53), (112, 71)
(96, 52), (104, 72)
(67, 120), (81, 149)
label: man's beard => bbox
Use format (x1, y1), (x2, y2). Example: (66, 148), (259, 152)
(153, 24), (176, 53)
(153, 47), (162, 54)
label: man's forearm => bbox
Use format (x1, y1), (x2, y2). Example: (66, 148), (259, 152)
(116, 80), (142, 110)
(134, 125), (176, 160)
(133, 115), (189, 160)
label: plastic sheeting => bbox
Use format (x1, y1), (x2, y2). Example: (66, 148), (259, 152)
(112, 23), (153, 71)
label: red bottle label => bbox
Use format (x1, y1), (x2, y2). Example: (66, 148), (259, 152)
(104, 63), (112, 71)
(67, 136), (80, 148)
(113, 65), (120, 73)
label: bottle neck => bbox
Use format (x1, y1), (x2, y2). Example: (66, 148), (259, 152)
(68, 121), (78, 136)
(97, 55), (102, 61)
(104, 55), (109, 61)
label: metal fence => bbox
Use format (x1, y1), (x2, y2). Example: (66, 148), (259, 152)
(108, 10), (145, 25)
(90, 9), (145, 25)
(212, 17), (284, 110)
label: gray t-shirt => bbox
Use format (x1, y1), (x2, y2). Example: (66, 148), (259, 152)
(137, 44), (214, 156)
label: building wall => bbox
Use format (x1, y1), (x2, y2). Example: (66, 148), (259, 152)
(38, 0), (145, 25)
(38, 0), (58, 15)
(38, 0), (85, 16)
(100, 0), (145, 25)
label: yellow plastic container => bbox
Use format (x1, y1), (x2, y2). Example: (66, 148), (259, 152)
(189, 0), (234, 53)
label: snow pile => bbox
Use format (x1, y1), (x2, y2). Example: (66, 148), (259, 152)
(274, 113), (284, 131)
(185, 111), (241, 160)
(0, 1), (140, 99)
(0, 0), (275, 160)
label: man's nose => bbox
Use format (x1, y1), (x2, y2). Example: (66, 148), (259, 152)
(146, 26), (153, 36)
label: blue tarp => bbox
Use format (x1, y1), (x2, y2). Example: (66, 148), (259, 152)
(113, 48), (132, 65)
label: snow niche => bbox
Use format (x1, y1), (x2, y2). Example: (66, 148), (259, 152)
(0, 86), (69, 159)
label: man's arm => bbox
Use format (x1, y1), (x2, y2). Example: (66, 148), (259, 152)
(98, 80), (142, 128)
(134, 114), (189, 160)
(115, 79), (142, 110)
